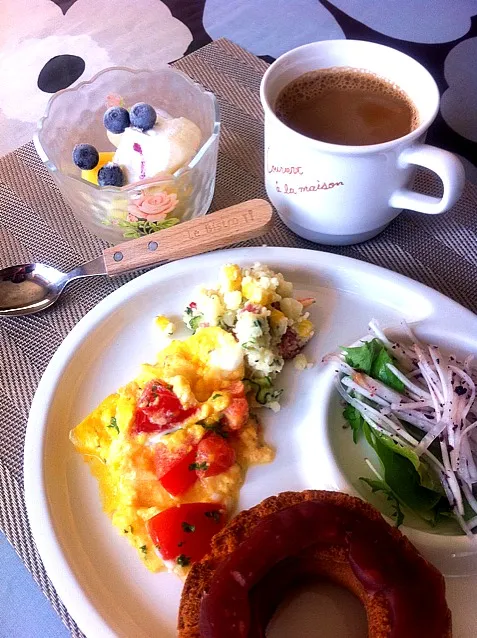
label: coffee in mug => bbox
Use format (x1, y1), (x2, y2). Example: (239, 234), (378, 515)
(274, 68), (419, 146)
(260, 40), (465, 245)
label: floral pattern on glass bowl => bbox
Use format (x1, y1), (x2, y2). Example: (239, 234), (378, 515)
(34, 66), (220, 244)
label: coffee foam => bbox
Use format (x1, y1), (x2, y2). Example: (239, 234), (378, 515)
(275, 67), (420, 131)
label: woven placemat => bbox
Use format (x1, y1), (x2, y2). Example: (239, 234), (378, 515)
(1, 38), (477, 636)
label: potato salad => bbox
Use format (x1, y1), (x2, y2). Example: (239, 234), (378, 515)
(183, 263), (315, 410)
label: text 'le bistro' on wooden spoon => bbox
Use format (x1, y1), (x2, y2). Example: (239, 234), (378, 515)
(0, 199), (273, 316)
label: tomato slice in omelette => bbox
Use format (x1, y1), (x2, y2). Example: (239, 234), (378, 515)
(70, 327), (274, 576)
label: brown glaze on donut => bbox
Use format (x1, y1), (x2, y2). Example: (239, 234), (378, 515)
(178, 491), (451, 638)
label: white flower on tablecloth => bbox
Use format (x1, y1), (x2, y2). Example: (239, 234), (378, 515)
(441, 38), (477, 144)
(0, 0), (192, 155)
(0, 0), (60, 43)
(0, 35), (113, 123)
(203, 0), (344, 59)
(327, 0), (475, 44)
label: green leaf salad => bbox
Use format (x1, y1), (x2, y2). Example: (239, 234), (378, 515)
(328, 319), (477, 536)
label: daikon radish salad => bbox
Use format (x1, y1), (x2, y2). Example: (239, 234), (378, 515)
(326, 320), (477, 536)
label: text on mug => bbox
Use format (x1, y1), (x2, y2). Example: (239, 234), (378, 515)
(275, 180), (344, 194)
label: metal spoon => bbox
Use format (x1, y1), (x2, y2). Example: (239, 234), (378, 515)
(0, 199), (272, 317)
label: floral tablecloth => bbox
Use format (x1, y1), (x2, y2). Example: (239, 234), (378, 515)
(1, 0), (477, 188)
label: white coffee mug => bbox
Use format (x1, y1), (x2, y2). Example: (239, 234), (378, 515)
(260, 40), (465, 245)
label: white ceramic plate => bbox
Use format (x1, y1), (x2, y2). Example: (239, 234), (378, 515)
(24, 247), (477, 638)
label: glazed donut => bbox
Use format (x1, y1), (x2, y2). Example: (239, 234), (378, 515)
(178, 490), (451, 638)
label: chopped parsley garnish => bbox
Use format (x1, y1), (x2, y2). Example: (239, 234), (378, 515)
(123, 524), (134, 534)
(211, 393), (222, 400)
(107, 416), (119, 434)
(140, 545), (147, 555)
(189, 314), (203, 334)
(189, 461), (208, 471)
(176, 554), (190, 567)
(204, 510), (222, 523)
(164, 427), (182, 436)
(181, 521), (196, 533)
(253, 319), (262, 328)
(203, 422), (229, 438)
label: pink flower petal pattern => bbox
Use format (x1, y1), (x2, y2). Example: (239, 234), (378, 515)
(128, 191), (178, 222)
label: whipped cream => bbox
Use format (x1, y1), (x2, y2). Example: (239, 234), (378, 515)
(111, 115), (202, 183)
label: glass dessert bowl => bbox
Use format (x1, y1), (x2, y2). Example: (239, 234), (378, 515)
(34, 67), (220, 244)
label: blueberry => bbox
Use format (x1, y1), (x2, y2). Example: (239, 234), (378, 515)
(97, 163), (124, 187)
(72, 143), (99, 170)
(103, 106), (130, 134)
(130, 102), (157, 131)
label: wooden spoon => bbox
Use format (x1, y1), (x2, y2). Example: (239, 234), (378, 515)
(0, 199), (273, 316)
